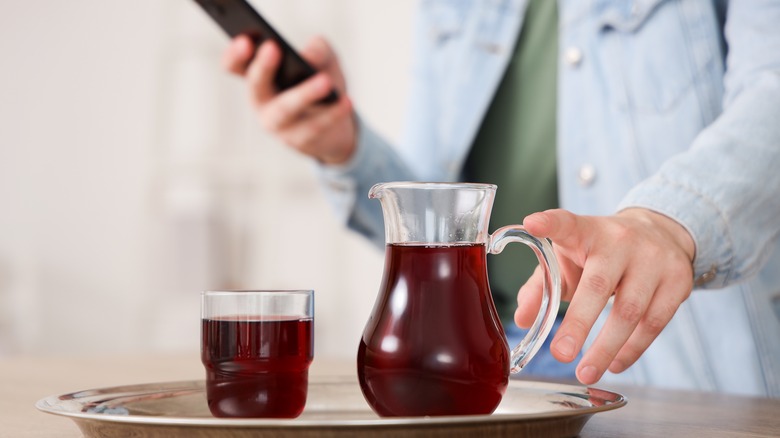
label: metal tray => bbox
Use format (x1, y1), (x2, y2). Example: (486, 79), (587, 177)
(36, 375), (626, 437)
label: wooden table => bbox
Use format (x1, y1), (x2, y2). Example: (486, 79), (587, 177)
(2, 353), (779, 437)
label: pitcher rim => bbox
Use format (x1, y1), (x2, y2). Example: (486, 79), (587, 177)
(369, 181), (497, 198)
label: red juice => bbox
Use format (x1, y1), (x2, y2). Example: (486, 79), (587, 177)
(201, 316), (313, 418)
(357, 244), (510, 417)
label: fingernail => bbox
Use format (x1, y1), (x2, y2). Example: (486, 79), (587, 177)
(554, 335), (576, 359)
(578, 365), (599, 384)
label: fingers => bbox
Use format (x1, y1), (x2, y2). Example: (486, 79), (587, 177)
(223, 35), (256, 76)
(515, 265), (545, 329)
(223, 34), (356, 164)
(300, 36), (336, 71)
(242, 38), (339, 132)
(609, 272), (692, 373)
(525, 209), (695, 386)
(607, 296), (678, 373)
(515, 254), (581, 328)
(259, 73), (338, 132)
(246, 40), (283, 105)
(278, 96), (354, 157)
(524, 209), (589, 251)
(573, 267), (656, 384)
(551, 254), (626, 365)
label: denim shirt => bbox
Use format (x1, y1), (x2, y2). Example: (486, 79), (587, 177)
(317, 0), (780, 397)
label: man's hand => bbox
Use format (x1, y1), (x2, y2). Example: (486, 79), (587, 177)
(515, 208), (695, 385)
(222, 35), (357, 165)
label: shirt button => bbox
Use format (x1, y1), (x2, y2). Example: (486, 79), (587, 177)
(578, 164), (596, 187)
(694, 265), (718, 287)
(564, 47), (583, 67)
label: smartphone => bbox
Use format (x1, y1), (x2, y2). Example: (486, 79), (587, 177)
(192, 0), (339, 104)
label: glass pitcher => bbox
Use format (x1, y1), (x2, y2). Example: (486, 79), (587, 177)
(357, 182), (561, 417)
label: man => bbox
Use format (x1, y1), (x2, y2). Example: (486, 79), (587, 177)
(222, 0), (780, 397)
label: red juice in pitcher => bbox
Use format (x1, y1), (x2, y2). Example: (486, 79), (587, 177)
(201, 316), (313, 418)
(357, 243), (510, 417)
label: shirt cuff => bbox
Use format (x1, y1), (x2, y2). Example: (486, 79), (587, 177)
(618, 175), (733, 289)
(313, 114), (383, 225)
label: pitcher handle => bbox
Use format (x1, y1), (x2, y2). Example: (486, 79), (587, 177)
(488, 225), (561, 374)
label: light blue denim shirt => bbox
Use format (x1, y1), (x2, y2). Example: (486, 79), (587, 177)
(317, 0), (780, 397)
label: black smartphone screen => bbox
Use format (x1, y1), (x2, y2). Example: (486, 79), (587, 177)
(193, 0), (338, 103)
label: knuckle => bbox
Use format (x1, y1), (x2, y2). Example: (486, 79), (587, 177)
(259, 112), (278, 132)
(614, 299), (644, 325)
(664, 265), (694, 298)
(670, 257), (694, 281)
(296, 129), (318, 149)
(276, 103), (295, 123)
(583, 273), (612, 298)
(644, 303), (677, 334)
(611, 223), (633, 242)
(643, 242), (665, 260)
(310, 112), (331, 132)
(643, 314), (668, 335)
(681, 283), (693, 300)
(335, 99), (352, 118)
(283, 133), (307, 154)
(563, 316), (592, 340)
(260, 105), (290, 132)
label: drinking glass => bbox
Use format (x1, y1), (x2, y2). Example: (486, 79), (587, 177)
(201, 290), (314, 418)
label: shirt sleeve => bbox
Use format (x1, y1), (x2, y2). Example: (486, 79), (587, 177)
(314, 115), (417, 248)
(618, 0), (780, 289)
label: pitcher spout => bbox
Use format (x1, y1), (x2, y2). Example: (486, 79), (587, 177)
(368, 182), (390, 200)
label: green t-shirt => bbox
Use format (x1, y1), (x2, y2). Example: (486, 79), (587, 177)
(462, 0), (559, 323)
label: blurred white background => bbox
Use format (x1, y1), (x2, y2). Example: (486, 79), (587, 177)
(0, 1), (414, 359)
